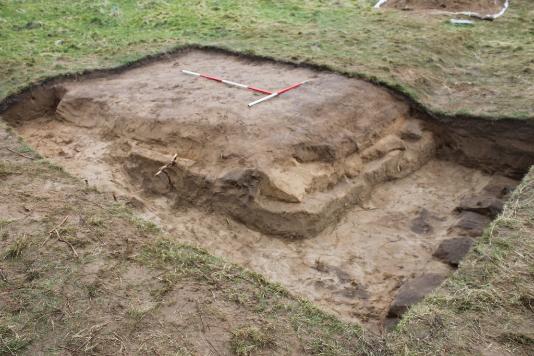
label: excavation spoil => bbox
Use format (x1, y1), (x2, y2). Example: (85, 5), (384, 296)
(384, 0), (505, 14)
(3, 49), (533, 329)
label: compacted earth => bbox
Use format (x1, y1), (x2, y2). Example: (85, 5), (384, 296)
(3, 49), (534, 330)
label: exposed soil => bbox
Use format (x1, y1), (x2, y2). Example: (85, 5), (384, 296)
(0, 127), (369, 355)
(2, 49), (534, 330)
(384, 0), (505, 14)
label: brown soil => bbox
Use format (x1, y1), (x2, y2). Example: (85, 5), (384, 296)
(384, 0), (505, 14)
(0, 128), (348, 355)
(2, 49), (534, 330)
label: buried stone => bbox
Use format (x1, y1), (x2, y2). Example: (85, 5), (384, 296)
(387, 273), (447, 319)
(482, 175), (517, 199)
(410, 208), (434, 235)
(455, 195), (504, 219)
(433, 237), (474, 267)
(449, 211), (491, 238)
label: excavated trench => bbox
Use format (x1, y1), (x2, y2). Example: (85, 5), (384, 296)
(2, 49), (534, 331)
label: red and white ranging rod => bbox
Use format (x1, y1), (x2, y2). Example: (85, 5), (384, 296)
(247, 80), (310, 107)
(181, 69), (310, 107)
(181, 70), (272, 95)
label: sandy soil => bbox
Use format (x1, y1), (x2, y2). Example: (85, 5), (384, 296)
(384, 0), (505, 14)
(0, 125), (322, 355)
(158, 160), (491, 328)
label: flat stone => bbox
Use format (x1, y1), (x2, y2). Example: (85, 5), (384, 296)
(293, 142), (338, 163)
(387, 273), (447, 318)
(433, 237), (474, 267)
(455, 195), (504, 219)
(384, 317), (400, 331)
(363, 149), (404, 183)
(449, 211), (491, 237)
(482, 175), (518, 199)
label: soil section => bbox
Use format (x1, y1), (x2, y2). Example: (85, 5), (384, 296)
(2, 49), (531, 330)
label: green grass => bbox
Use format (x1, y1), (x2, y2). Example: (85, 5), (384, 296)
(0, 324), (31, 355)
(3, 234), (30, 259)
(230, 325), (277, 355)
(108, 203), (161, 234)
(0, 0), (533, 118)
(140, 238), (384, 355)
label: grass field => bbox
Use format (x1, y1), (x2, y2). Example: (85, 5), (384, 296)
(1, 0), (533, 118)
(1, 0), (533, 355)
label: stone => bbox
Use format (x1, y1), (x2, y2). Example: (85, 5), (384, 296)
(455, 195), (504, 219)
(363, 150), (404, 184)
(293, 142), (337, 163)
(433, 237), (474, 267)
(387, 273), (447, 318)
(482, 175), (518, 199)
(262, 166), (309, 203)
(344, 154), (363, 178)
(449, 211), (491, 237)
(384, 317), (400, 331)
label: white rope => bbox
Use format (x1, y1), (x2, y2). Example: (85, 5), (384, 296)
(374, 0), (510, 20)
(453, 0), (510, 20)
(374, 0), (389, 8)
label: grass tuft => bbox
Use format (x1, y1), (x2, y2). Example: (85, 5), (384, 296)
(230, 325), (277, 356)
(3, 234), (30, 259)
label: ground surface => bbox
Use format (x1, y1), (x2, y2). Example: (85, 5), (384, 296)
(1, 0), (533, 355)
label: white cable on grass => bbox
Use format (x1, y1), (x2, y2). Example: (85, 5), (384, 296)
(374, 0), (389, 9)
(374, 0), (510, 20)
(453, 0), (510, 20)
